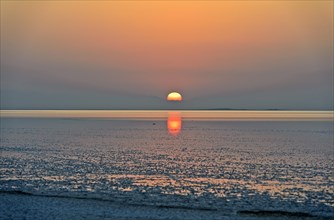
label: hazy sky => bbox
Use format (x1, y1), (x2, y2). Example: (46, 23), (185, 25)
(1, 1), (333, 109)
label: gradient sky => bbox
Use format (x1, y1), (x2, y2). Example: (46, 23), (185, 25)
(1, 1), (333, 110)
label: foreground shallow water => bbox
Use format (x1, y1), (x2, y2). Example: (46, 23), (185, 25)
(1, 116), (333, 219)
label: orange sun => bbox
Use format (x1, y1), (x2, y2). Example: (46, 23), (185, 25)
(167, 92), (182, 101)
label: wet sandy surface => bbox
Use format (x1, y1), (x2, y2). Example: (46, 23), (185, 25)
(1, 118), (333, 219)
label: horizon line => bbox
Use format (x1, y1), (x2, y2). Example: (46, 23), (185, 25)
(1, 110), (333, 121)
(1, 108), (334, 111)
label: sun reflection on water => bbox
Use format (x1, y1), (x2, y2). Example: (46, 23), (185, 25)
(167, 112), (182, 136)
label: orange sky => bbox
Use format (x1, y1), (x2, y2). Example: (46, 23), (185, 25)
(1, 1), (333, 109)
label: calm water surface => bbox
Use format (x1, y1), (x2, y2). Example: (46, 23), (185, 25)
(1, 111), (333, 219)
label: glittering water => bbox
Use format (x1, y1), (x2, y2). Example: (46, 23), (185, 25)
(1, 115), (333, 219)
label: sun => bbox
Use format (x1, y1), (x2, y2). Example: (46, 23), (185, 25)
(167, 92), (182, 101)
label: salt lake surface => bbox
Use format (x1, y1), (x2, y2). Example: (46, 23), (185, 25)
(1, 111), (333, 219)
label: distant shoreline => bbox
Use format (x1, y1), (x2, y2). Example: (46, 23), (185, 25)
(1, 109), (333, 111)
(1, 110), (333, 121)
